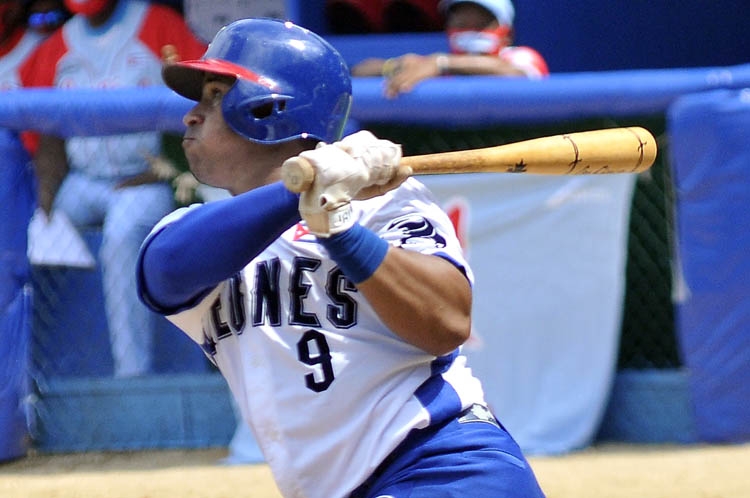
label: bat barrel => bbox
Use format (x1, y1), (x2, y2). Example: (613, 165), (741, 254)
(402, 127), (657, 176)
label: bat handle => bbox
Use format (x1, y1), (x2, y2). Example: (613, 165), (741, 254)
(281, 156), (315, 193)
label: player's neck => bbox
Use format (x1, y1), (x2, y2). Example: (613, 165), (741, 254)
(225, 140), (315, 195)
(228, 169), (282, 196)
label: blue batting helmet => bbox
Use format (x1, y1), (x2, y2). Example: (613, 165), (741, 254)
(163, 18), (352, 144)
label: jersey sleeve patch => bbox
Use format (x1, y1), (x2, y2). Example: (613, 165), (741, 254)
(380, 213), (447, 250)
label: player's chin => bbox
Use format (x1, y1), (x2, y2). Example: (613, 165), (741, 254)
(182, 139), (201, 162)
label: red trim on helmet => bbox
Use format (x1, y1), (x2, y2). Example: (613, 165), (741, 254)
(175, 58), (277, 89)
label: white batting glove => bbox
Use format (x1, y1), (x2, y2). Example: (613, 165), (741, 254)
(298, 144), (359, 237)
(298, 132), (402, 237)
(333, 130), (402, 187)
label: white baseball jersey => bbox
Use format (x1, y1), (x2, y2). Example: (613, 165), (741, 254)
(156, 178), (487, 498)
(20, 0), (205, 178)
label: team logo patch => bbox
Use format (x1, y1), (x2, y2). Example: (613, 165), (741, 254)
(291, 222), (317, 242)
(382, 214), (446, 250)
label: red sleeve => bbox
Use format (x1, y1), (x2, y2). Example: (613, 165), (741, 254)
(139, 4), (208, 63)
(18, 30), (68, 155)
(19, 29), (68, 88)
(500, 46), (550, 78)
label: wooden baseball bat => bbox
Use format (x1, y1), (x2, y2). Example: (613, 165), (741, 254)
(281, 127), (657, 193)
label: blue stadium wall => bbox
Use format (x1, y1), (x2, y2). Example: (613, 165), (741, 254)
(152, 0), (750, 72)
(289, 0), (750, 72)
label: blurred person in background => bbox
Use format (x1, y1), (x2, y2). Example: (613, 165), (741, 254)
(351, 0), (548, 98)
(1, 0), (67, 89)
(1, 0), (67, 311)
(19, 0), (206, 378)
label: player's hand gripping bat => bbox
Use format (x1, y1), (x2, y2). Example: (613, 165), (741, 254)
(281, 127), (657, 194)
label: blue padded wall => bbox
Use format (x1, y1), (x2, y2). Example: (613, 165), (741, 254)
(0, 130), (35, 461)
(668, 89), (750, 443)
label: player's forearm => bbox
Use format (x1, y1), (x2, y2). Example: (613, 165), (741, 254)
(138, 181), (300, 312)
(350, 58), (388, 76)
(358, 247), (472, 356)
(318, 223), (472, 355)
(32, 135), (69, 214)
(445, 54), (526, 76)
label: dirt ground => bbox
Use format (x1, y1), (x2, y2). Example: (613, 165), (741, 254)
(1, 442), (749, 498)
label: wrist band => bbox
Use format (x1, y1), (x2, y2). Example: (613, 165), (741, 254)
(382, 57), (400, 77)
(319, 223), (389, 284)
(435, 54), (449, 75)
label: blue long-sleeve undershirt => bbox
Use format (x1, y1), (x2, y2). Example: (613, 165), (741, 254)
(137, 181), (300, 314)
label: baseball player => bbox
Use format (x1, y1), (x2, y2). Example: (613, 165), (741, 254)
(20, 0), (206, 377)
(352, 0), (549, 98)
(1, 0), (67, 90)
(136, 18), (545, 498)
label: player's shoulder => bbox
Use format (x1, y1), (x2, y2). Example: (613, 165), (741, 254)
(396, 177), (447, 210)
(353, 177), (446, 231)
(20, 29), (67, 87)
(500, 45), (550, 77)
(502, 45), (544, 57)
(354, 177), (438, 212)
(392, 176), (438, 201)
(152, 203), (202, 232)
(138, 0), (206, 59)
(142, 0), (187, 21)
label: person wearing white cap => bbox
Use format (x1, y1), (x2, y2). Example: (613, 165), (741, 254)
(352, 0), (548, 98)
